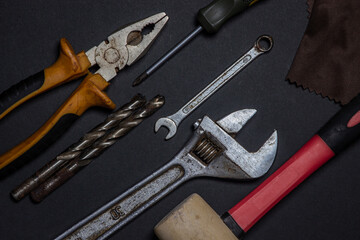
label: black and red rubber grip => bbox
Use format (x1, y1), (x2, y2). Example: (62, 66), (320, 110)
(223, 94), (360, 238)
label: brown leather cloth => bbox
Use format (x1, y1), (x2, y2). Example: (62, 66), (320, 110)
(287, 0), (360, 105)
(307, 0), (314, 15)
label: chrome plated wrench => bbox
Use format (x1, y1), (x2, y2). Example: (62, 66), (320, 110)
(155, 35), (273, 140)
(56, 109), (278, 240)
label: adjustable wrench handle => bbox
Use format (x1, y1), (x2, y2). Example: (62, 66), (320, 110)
(226, 94), (360, 235)
(56, 159), (193, 240)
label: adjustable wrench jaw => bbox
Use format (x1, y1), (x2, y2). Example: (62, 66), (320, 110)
(85, 12), (169, 81)
(181, 109), (278, 180)
(56, 110), (278, 239)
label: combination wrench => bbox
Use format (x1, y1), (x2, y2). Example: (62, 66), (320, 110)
(155, 35), (273, 140)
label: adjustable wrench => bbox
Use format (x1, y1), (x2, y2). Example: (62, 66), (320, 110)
(56, 109), (278, 239)
(155, 35), (273, 140)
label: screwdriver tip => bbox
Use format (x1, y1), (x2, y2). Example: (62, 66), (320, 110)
(133, 72), (149, 86)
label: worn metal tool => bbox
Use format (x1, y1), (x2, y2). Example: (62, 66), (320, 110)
(154, 93), (360, 240)
(133, 0), (263, 86)
(11, 94), (147, 201)
(0, 13), (168, 170)
(155, 35), (273, 140)
(30, 95), (165, 202)
(56, 109), (278, 240)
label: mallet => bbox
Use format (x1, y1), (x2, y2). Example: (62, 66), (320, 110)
(155, 94), (360, 240)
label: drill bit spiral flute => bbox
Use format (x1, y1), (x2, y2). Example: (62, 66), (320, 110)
(12, 95), (164, 201)
(30, 95), (165, 202)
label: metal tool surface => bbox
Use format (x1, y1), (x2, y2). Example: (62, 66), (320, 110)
(56, 109), (278, 240)
(85, 13), (169, 82)
(0, 13), (168, 170)
(155, 35), (273, 140)
(133, 0), (263, 85)
(11, 94), (147, 201)
(155, 94), (360, 240)
(30, 95), (165, 202)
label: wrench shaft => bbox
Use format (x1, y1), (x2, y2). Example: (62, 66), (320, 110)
(157, 35), (273, 139)
(57, 109), (278, 239)
(57, 156), (199, 240)
(181, 46), (263, 115)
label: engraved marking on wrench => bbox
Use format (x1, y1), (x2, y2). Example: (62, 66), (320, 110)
(182, 55), (252, 114)
(62, 165), (186, 240)
(57, 109), (278, 240)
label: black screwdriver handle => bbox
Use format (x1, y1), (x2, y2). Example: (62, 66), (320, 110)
(197, 0), (261, 33)
(319, 94), (360, 154)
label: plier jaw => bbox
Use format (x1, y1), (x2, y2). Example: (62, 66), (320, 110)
(0, 13), (168, 170)
(86, 12), (169, 82)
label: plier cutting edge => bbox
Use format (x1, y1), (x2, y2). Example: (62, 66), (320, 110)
(0, 12), (168, 169)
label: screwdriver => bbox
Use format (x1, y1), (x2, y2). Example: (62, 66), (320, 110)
(133, 0), (262, 86)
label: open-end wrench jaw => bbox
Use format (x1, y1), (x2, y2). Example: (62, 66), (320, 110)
(155, 117), (177, 140)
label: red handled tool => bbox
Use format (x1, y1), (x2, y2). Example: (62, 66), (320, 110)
(154, 94), (360, 240)
(221, 94), (360, 238)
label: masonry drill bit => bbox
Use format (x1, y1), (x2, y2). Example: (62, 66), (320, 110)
(11, 95), (146, 201)
(30, 95), (165, 202)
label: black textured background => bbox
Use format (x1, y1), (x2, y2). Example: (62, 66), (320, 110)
(0, 0), (359, 239)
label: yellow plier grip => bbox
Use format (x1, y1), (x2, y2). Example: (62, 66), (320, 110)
(0, 73), (116, 170)
(0, 38), (90, 120)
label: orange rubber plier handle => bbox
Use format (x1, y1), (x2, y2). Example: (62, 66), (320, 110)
(0, 38), (115, 169)
(0, 12), (168, 170)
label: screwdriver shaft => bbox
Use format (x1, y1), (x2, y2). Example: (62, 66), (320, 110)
(11, 95), (146, 201)
(133, 26), (203, 86)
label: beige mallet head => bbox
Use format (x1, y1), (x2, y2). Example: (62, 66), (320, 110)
(154, 194), (239, 240)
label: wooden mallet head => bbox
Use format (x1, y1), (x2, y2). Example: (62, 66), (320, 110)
(154, 194), (239, 240)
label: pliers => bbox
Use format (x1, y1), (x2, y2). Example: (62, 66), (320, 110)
(0, 12), (168, 169)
